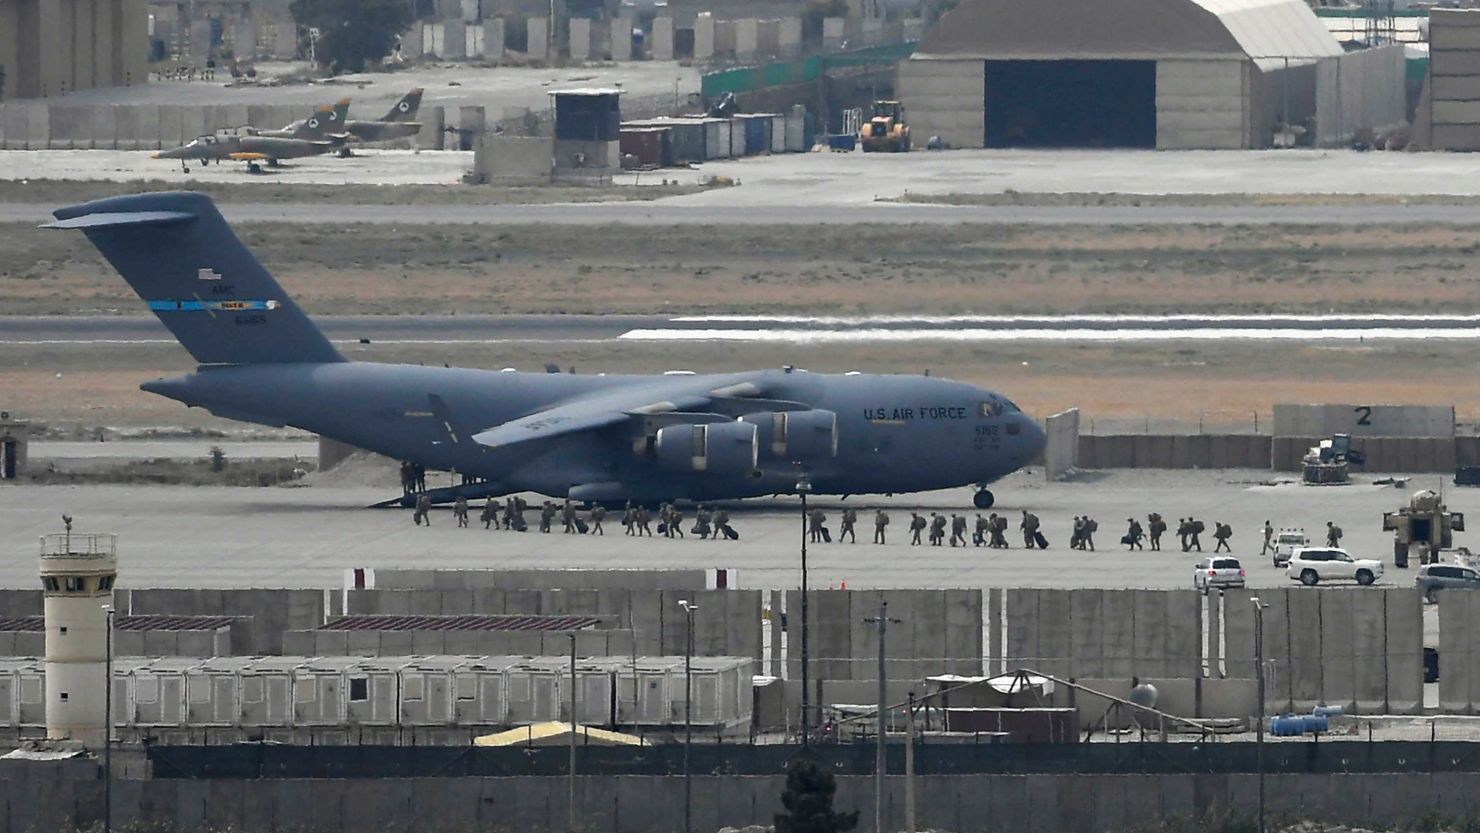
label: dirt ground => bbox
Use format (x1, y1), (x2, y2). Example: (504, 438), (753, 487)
(7, 221), (1480, 316)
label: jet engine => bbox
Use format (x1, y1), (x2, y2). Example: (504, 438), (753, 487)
(740, 409), (838, 460)
(655, 421), (758, 474)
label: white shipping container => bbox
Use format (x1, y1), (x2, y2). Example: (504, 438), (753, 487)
(239, 657), (304, 727)
(184, 657), (256, 726)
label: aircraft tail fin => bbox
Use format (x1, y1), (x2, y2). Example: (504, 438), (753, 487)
(294, 98), (349, 139)
(45, 192), (345, 366)
(381, 89), (423, 122)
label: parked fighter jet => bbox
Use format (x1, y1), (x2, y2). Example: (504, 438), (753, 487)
(343, 89), (424, 142)
(252, 97), (352, 140)
(46, 192), (1046, 508)
(152, 100), (347, 173)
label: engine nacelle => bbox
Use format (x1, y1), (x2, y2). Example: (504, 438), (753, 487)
(740, 409), (838, 460)
(654, 421), (758, 474)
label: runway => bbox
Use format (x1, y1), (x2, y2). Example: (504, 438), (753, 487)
(9, 200), (1480, 226)
(8, 313), (1480, 345)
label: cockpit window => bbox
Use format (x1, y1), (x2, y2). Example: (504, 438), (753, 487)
(1000, 398), (1021, 413)
(979, 401), (1002, 418)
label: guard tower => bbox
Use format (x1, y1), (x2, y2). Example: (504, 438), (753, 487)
(550, 88), (623, 184)
(0, 411), (28, 480)
(39, 531), (117, 746)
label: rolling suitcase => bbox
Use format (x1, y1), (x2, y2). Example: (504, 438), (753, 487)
(575, 519), (589, 534)
(1033, 531), (1049, 549)
(657, 522), (668, 535)
(821, 527), (832, 543)
(724, 526), (739, 540)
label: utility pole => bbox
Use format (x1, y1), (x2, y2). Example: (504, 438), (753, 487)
(1251, 597), (1269, 833)
(905, 691), (916, 833)
(796, 472), (812, 747)
(865, 600), (901, 833)
(568, 632), (578, 833)
(679, 600), (698, 833)
(103, 603), (114, 833)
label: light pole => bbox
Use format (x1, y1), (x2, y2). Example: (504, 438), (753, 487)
(796, 472), (812, 747)
(102, 603), (114, 833)
(568, 631), (578, 833)
(679, 600), (698, 833)
(864, 601), (900, 833)
(1250, 597), (1269, 833)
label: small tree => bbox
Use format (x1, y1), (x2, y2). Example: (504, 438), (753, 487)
(290, 0), (413, 75)
(775, 758), (859, 833)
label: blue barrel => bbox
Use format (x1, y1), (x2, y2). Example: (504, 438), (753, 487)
(1302, 715), (1330, 733)
(1269, 715), (1304, 737)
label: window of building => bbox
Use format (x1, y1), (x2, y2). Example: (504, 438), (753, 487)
(349, 678), (368, 702)
(58, 626), (67, 636)
(58, 692), (68, 702)
(63, 577), (84, 593)
(41, 577), (59, 592)
(98, 576), (114, 591)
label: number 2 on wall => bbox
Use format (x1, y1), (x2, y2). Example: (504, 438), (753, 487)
(1354, 406), (1372, 426)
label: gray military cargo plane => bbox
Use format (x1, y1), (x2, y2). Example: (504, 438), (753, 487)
(46, 191), (1046, 508)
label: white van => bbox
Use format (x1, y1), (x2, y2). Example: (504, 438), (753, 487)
(1272, 528), (1308, 567)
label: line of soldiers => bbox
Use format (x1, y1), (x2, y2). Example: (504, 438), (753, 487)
(398, 461), (428, 496)
(641, 502), (738, 540)
(414, 495), (610, 535)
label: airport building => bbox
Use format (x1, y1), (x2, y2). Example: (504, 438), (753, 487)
(0, 0), (149, 99)
(898, 0), (1408, 149)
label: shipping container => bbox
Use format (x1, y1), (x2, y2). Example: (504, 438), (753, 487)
(729, 118), (747, 157)
(677, 657), (753, 727)
(0, 657), (45, 729)
(451, 655), (523, 726)
(238, 657), (304, 727)
(619, 127), (671, 169)
(294, 656), (382, 726)
(130, 657), (199, 727)
(700, 118), (731, 160)
(399, 655), (473, 726)
(771, 116), (787, 154)
(506, 658), (564, 724)
(345, 657), (410, 726)
(617, 658), (682, 726)
(184, 657), (256, 726)
(737, 114), (775, 154)
(785, 108), (807, 152)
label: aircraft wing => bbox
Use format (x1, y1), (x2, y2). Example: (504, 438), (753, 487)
(471, 376), (770, 449)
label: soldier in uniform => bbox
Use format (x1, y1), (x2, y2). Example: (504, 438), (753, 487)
(453, 495), (470, 528)
(1070, 516), (1084, 550)
(1081, 516), (1097, 551)
(670, 504), (686, 538)
(1177, 518), (1190, 552)
(808, 509), (827, 543)
(989, 513), (1009, 548)
(714, 508), (733, 540)
(950, 513), (967, 547)
(1147, 513), (1165, 551)
(1188, 517), (1205, 552)
(929, 513), (947, 546)
(538, 501), (555, 533)
(874, 509), (890, 544)
(695, 506), (713, 540)
(974, 514), (990, 547)
(622, 501), (636, 536)
(1326, 520), (1342, 548)
(1124, 518), (1143, 551)
(635, 505), (653, 536)
(839, 508), (858, 543)
(589, 504), (605, 535)
(561, 499), (577, 533)
(909, 512), (926, 545)
(480, 498), (500, 530)
(1213, 522), (1232, 553)
(1020, 510), (1040, 548)
(659, 503), (674, 538)
(413, 493), (432, 526)
(1260, 520), (1275, 556)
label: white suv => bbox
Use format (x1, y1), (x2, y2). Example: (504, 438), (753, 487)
(1286, 547), (1383, 587)
(1194, 557), (1246, 593)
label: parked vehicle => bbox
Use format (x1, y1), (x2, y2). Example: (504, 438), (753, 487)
(1286, 548), (1383, 586)
(1194, 557), (1246, 594)
(1416, 563), (1480, 603)
(1272, 529), (1309, 567)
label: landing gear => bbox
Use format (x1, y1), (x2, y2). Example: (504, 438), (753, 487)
(973, 489), (995, 509)
(337, 146), (353, 158)
(246, 162), (264, 175)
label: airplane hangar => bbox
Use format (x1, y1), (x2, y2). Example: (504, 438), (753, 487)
(897, 0), (1408, 150)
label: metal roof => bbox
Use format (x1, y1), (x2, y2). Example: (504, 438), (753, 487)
(319, 615), (603, 632)
(916, 0), (1342, 62)
(0, 615), (236, 632)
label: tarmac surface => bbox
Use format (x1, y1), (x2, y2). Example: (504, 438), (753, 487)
(9, 148), (1480, 224)
(0, 468), (1463, 590)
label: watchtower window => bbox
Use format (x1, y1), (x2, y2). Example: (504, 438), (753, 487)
(98, 576), (114, 591)
(63, 577), (84, 593)
(41, 578), (59, 592)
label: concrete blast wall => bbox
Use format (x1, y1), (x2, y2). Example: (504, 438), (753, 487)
(897, 58), (985, 150)
(1314, 44), (1408, 147)
(1155, 59), (1249, 149)
(1272, 403), (1455, 438)
(784, 589), (982, 681)
(1077, 435), (1272, 470)
(20, 767), (1480, 833)
(1043, 408), (1079, 481)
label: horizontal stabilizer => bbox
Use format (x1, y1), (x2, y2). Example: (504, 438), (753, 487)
(44, 211), (193, 230)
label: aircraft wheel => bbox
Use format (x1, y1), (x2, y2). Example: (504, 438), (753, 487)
(248, 162), (263, 175)
(338, 146), (352, 158)
(973, 489), (995, 510)
(182, 166), (191, 174)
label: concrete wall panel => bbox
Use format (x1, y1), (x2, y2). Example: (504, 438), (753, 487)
(898, 58), (986, 150)
(1132, 590), (1169, 678)
(1157, 59), (1247, 149)
(1386, 588), (1422, 713)
(1101, 589), (1135, 678)
(1285, 589), (1323, 710)
(1351, 589), (1386, 712)
(1318, 590), (1356, 710)
(1069, 589), (1103, 678)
